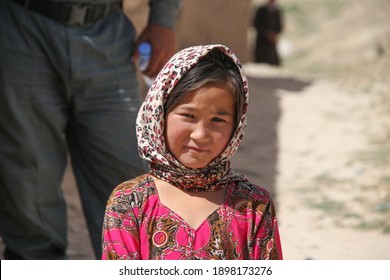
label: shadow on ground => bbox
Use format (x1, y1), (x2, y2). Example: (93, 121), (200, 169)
(231, 75), (311, 209)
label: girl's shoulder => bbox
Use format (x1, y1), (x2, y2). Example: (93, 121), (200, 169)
(230, 178), (273, 202)
(229, 180), (275, 215)
(105, 174), (157, 211)
(109, 174), (156, 199)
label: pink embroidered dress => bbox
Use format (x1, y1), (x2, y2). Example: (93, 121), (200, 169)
(102, 44), (283, 260)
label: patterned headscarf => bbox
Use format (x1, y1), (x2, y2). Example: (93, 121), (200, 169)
(136, 44), (249, 192)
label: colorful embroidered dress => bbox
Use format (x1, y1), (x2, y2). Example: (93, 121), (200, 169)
(101, 44), (283, 260)
(103, 174), (282, 259)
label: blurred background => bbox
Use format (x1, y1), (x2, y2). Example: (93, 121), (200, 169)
(1, 0), (389, 259)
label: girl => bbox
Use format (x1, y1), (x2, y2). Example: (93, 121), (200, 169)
(102, 44), (283, 260)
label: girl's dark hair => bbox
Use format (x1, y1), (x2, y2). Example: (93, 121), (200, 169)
(164, 48), (245, 130)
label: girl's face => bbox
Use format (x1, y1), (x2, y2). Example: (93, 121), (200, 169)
(165, 85), (235, 169)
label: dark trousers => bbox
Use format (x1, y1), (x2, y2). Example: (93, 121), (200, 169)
(0, 0), (147, 259)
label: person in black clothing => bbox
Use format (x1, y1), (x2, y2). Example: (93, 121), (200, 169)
(0, 0), (181, 260)
(253, 0), (284, 66)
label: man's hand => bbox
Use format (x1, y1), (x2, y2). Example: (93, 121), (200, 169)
(133, 24), (176, 78)
(266, 31), (277, 44)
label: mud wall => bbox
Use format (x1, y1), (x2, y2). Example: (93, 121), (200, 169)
(124, 0), (252, 63)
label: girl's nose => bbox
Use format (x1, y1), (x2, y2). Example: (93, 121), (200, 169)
(190, 122), (209, 141)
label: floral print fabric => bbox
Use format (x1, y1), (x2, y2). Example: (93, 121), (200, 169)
(102, 174), (283, 260)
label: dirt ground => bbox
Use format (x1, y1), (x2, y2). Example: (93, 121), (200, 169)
(1, 0), (390, 260)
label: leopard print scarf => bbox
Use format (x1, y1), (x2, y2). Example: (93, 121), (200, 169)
(136, 44), (249, 192)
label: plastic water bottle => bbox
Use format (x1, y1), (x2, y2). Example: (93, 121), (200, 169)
(138, 42), (151, 71)
(138, 42), (154, 87)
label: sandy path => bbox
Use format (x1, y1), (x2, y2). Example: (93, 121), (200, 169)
(274, 72), (390, 259)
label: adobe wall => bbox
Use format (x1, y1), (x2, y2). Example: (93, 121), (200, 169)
(124, 0), (252, 63)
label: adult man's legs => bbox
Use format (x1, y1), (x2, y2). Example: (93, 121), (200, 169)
(0, 0), (70, 259)
(65, 11), (147, 258)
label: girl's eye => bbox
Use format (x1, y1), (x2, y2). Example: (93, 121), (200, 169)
(181, 114), (194, 119)
(212, 117), (226, 122)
